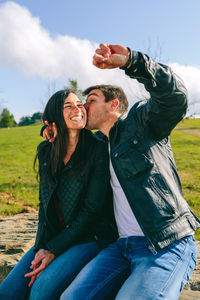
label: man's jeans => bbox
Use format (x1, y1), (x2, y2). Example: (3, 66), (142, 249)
(61, 235), (197, 300)
(0, 242), (100, 300)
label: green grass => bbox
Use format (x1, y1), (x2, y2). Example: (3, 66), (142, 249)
(0, 120), (199, 239)
(176, 118), (200, 129)
(0, 123), (43, 215)
(170, 126), (200, 240)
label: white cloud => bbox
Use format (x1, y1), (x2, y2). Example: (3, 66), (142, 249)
(0, 1), (199, 115)
(0, 1), (145, 105)
(169, 63), (200, 116)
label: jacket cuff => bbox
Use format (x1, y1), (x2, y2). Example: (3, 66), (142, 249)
(46, 236), (67, 257)
(34, 243), (48, 252)
(120, 50), (150, 80)
(45, 244), (59, 257)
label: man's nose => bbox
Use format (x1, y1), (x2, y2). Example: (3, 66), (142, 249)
(84, 103), (89, 110)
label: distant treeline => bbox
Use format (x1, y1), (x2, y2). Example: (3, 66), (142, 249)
(0, 79), (84, 128)
(0, 109), (42, 128)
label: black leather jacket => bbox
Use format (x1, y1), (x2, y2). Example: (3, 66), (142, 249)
(99, 51), (200, 254)
(34, 129), (118, 256)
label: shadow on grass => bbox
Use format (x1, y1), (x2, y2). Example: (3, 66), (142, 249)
(0, 181), (39, 214)
(0, 181), (38, 191)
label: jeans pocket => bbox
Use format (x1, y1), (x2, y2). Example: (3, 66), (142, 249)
(180, 252), (197, 292)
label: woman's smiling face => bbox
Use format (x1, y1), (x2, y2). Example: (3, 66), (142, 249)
(63, 93), (87, 130)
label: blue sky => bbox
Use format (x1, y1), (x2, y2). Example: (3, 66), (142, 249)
(0, 0), (200, 121)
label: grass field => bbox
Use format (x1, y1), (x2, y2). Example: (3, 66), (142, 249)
(0, 120), (199, 239)
(176, 118), (200, 129)
(170, 119), (200, 239)
(0, 123), (42, 215)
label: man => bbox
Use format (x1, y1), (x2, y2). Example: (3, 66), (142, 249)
(49, 44), (199, 299)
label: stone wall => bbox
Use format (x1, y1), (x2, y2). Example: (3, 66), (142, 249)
(0, 213), (37, 283)
(0, 213), (200, 299)
(180, 239), (200, 299)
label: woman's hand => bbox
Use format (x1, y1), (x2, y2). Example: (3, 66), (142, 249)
(43, 121), (57, 142)
(26, 265), (41, 288)
(24, 249), (55, 287)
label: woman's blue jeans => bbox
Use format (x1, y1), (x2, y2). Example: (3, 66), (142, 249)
(61, 235), (197, 300)
(0, 241), (100, 300)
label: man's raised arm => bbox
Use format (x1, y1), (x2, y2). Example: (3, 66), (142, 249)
(93, 43), (188, 140)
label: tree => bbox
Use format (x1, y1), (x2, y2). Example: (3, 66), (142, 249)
(40, 80), (56, 111)
(65, 79), (84, 102)
(31, 112), (43, 123)
(0, 108), (16, 128)
(18, 116), (33, 126)
(18, 111), (43, 126)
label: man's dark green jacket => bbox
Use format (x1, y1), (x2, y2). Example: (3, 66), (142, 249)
(34, 130), (118, 256)
(98, 51), (200, 254)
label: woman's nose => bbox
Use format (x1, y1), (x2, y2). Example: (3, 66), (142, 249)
(73, 105), (81, 112)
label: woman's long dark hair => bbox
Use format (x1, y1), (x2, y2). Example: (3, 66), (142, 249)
(34, 89), (96, 181)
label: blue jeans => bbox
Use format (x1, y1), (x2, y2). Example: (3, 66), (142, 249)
(61, 235), (197, 300)
(0, 241), (100, 300)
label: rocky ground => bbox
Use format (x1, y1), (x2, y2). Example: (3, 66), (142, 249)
(0, 213), (200, 299)
(180, 238), (200, 299)
(0, 213), (37, 283)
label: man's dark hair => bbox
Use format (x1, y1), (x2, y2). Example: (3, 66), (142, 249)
(83, 84), (129, 113)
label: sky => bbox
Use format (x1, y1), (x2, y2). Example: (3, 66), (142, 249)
(0, 0), (200, 122)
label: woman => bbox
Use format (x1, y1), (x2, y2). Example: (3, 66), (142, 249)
(0, 89), (118, 300)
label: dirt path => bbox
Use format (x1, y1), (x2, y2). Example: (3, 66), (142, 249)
(176, 128), (200, 138)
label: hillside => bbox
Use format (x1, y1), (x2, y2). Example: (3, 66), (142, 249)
(0, 123), (42, 214)
(0, 120), (200, 239)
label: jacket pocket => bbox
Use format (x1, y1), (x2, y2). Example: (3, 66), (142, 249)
(114, 145), (153, 179)
(148, 175), (175, 215)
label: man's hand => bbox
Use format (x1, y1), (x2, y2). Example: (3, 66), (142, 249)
(93, 44), (130, 69)
(43, 121), (57, 142)
(24, 249), (55, 287)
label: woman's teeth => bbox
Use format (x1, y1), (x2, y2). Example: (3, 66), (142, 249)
(71, 116), (82, 121)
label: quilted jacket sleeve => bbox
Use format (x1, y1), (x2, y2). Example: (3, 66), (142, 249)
(34, 196), (47, 251)
(34, 141), (49, 251)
